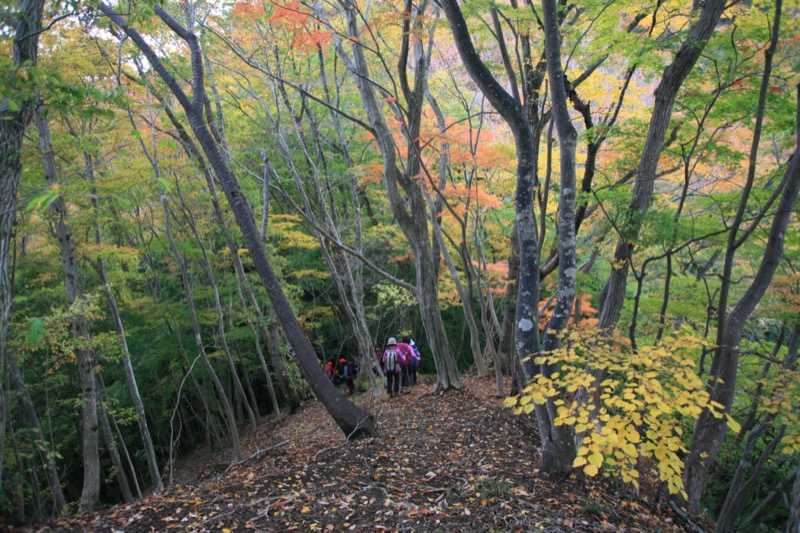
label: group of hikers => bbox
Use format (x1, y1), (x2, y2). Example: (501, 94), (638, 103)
(377, 336), (420, 397)
(323, 357), (359, 395)
(322, 336), (421, 398)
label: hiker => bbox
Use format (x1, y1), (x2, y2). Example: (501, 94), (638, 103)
(381, 338), (402, 397)
(408, 338), (420, 386)
(396, 338), (415, 392)
(323, 360), (335, 380)
(338, 357), (356, 395)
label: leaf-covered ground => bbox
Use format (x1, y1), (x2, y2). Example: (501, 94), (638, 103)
(30, 377), (699, 532)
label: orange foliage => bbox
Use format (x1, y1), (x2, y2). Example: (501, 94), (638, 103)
(440, 183), (502, 211)
(389, 253), (413, 264)
(266, 0), (310, 26)
(291, 30), (334, 51)
(538, 293), (598, 329)
(232, 1), (266, 20)
(357, 162), (384, 186)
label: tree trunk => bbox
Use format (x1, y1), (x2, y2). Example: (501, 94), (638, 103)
(95, 260), (163, 492)
(440, 0), (580, 472)
(5, 351), (66, 514)
(159, 184), (244, 458)
(175, 181), (259, 435)
(789, 462), (800, 533)
(0, 0), (45, 491)
(683, 4), (794, 511)
(36, 112), (101, 513)
(715, 419), (784, 532)
(426, 90), (489, 380)
(531, 0), (580, 471)
(97, 392), (134, 503)
(151, 92), (297, 412)
(596, 0), (726, 330)
(98, 2), (375, 439)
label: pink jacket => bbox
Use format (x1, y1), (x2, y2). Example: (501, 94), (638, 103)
(395, 342), (413, 366)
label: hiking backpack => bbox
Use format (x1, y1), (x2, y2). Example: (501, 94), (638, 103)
(384, 349), (398, 373)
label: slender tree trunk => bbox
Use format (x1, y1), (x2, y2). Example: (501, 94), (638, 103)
(105, 386), (143, 498)
(425, 89), (489, 380)
(5, 351), (66, 514)
(175, 181), (259, 434)
(86, 146), (163, 492)
(335, 0), (462, 391)
(148, 80), (300, 412)
(744, 467), (797, 528)
(160, 185), (243, 458)
(95, 261), (162, 491)
(716, 419), (784, 532)
(36, 112), (101, 513)
(0, 0), (45, 491)
(97, 392), (134, 502)
(789, 462), (800, 533)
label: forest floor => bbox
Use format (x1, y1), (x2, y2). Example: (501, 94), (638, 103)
(30, 376), (704, 532)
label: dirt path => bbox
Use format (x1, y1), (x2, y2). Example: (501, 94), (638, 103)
(30, 377), (691, 532)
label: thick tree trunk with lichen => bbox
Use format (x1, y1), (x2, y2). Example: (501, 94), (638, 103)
(439, 0), (579, 473)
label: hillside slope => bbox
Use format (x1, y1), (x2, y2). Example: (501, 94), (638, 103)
(32, 377), (695, 532)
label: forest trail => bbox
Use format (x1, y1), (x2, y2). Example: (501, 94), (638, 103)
(30, 377), (692, 532)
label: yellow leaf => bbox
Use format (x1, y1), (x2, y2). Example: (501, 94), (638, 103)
(503, 396), (518, 407)
(726, 414), (741, 434)
(573, 456), (587, 467)
(523, 403), (535, 414)
(588, 453), (603, 468)
(584, 463), (599, 476)
(301, 506), (311, 514)
(623, 443), (638, 457)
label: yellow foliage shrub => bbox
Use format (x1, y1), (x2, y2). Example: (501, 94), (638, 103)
(504, 326), (727, 498)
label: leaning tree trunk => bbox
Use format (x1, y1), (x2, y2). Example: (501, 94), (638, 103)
(175, 182), (259, 435)
(98, 2), (375, 438)
(97, 391), (134, 503)
(788, 462), (800, 533)
(684, 148), (800, 512)
(683, 3), (795, 511)
(0, 0), (45, 491)
(157, 180), (244, 459)
(595, 0), (726, 330)
(148, 91), (295, 413)
(36, 112), (101, 513)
